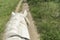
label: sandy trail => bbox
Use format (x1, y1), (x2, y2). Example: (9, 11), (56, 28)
(22, 3), (40, 40)
(15, 0), (40, 40)
(15, 0), (23, 12)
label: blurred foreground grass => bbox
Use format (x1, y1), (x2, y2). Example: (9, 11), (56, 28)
(28, 0), (60, 40)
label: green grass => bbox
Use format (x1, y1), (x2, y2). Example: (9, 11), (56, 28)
(0, 0), (20, 40)
(28, 0), (60, 40)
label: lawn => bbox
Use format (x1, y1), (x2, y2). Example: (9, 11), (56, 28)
(0, 0), (19, 40)
(28, 0), (60, 40)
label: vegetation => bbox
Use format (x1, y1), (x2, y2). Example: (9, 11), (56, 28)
(0, 0), (19, 40)
(27, 0), (60, 40)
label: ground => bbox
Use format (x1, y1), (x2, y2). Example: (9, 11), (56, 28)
(16, 2), (40, 40)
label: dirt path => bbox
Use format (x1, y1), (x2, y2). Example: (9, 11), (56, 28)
(15, 0), (40, 40)
(15, 0), (23, 12)
(22, 3), (40, 40)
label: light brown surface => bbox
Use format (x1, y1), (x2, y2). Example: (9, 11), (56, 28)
(15, 0), (23, 12)
(27, 13), (40, 40)
(15, 1), (40, 40)
(22, 3), (40, 40)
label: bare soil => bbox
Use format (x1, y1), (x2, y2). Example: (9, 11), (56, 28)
(15, 1), (40, 40)
(22, 3), (40, 40)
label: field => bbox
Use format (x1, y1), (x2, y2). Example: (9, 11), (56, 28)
(0, 0), (19, 40)
(28, 0), (60, 40)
